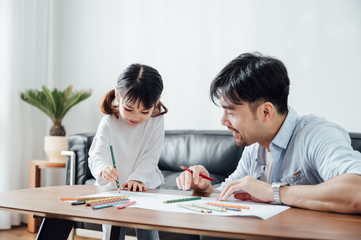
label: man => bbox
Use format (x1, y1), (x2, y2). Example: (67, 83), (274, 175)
(176, 52), (361, 213)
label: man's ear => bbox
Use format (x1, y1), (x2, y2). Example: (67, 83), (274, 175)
(262, 102), (274, 122)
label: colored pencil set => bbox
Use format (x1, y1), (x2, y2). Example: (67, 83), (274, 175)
(92, 198), (129, 210)
(64, 196), (136, 210)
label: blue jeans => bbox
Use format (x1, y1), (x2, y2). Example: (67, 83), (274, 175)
(102, 224), (159, 240)
(120, 227), (159, 240)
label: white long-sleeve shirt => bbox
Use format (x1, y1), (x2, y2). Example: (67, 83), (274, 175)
(88, 114), (165, 189)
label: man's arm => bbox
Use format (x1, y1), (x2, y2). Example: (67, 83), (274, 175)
(218, 173), (361, 214)
(281, 173), (361, 213)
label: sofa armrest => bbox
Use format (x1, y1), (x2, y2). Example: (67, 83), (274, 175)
(350, 132), (361, 152)
(65, 133), (95, 185)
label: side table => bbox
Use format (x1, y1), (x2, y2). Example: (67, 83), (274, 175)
(27, 160), (66, 233)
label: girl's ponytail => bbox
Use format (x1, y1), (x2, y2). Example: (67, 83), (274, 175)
(100, 89), (119, 118)
(152, 101), (168, 117)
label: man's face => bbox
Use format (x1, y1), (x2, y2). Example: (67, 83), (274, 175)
(220, 96), (263, 147)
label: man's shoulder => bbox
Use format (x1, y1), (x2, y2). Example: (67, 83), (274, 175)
(294, 114), (349, 144)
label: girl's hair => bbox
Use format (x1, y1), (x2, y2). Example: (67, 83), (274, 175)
(100, 64), (168, 118)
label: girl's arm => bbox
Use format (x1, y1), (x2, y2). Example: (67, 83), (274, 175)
(88, 117), (114, 185)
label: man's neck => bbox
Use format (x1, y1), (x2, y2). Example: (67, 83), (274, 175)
(263, 111), (288, 151)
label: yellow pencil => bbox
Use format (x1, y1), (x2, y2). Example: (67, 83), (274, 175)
(206, 202), (250, 210)
(192, 203), (227, 212)
(85, 196), (128, 206)
(76, 196), (118, 201)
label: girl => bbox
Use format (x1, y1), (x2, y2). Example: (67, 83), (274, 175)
(88, 64), (167, 240)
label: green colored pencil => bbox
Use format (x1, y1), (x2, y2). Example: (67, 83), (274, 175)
(163, 197), (201, 203)
(110, 145), (120, 193)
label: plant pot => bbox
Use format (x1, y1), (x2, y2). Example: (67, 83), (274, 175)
(44, 136), (68, 162)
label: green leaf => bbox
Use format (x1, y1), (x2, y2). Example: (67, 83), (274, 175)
(19, 85), (92, 133)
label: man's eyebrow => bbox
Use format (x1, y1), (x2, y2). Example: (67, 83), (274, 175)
(221, 104), (235, 110)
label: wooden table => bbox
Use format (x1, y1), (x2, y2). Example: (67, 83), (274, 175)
(28, 160), (66, 232)
(1, 185), (360, 240)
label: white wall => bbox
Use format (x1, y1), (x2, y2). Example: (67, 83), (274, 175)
(46, 0), (361, 135)
(4, 0), (360, 191)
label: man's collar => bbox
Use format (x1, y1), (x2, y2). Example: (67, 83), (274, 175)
(271, 107), (298, 149)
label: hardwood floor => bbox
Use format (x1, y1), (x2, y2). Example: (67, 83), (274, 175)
(0, 224), (137, 240)
(0, 224), (98, 240)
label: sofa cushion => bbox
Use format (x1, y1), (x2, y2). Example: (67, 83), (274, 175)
(159, 130), (243, 176)
(158, 130), (243, 189)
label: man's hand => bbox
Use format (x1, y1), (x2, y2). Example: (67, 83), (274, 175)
(121, 180), (147, 192)
(217, 176), (274, 202)
(101, 165), (120, 183)
(176, 165), (213, 192)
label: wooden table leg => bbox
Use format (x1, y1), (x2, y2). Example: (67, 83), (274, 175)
(28, 161), (42, 232)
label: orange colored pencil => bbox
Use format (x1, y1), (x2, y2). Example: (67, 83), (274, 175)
(60, 197), (76, 201)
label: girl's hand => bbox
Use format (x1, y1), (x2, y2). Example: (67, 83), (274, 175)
(101, 165), (120, 183)
(121, 180), (147, 192)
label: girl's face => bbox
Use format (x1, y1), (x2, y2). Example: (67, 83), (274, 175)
(115, 90), (156, 127)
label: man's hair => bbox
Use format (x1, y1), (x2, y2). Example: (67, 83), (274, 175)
(210, 52), (290, 114)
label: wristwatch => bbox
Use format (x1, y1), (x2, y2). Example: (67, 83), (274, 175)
(272, 182), (288, 204)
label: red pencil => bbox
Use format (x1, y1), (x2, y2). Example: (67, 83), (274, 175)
(117, 201), (136, 209)
(179, 166), (214, 181)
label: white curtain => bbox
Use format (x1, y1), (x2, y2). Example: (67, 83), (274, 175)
(0, 0), (49, 229)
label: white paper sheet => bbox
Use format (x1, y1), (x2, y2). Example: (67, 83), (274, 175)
(79, 190), (289, 220)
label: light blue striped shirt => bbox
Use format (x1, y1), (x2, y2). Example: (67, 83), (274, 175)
(218, 107), (361, 191)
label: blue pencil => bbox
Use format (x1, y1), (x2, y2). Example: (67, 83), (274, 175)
(110, 145), (120, 193)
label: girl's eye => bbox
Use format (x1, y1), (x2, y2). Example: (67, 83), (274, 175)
(141, 111), (150, 115)
(124, 107), (132, 112)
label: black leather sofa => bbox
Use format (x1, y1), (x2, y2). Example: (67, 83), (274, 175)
(65, 130), (361, 239)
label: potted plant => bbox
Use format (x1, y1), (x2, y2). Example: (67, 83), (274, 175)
(20, 85), (92, 162)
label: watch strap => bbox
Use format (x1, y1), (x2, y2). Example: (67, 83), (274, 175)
(272, 182), (287, 204)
